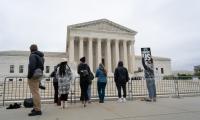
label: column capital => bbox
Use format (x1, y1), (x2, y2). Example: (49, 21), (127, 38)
(131, 40), (135, 44)
(87, 37), (93, 41)
(97, 38), (102, 41)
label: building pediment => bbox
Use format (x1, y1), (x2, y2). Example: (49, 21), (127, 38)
(68, 19), (137, 34)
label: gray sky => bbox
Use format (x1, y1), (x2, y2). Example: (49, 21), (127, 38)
(0, 0), (199, 71)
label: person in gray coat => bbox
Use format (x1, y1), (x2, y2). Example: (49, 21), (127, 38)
(142, 58), (156, 102)
(56, 58), (72, 109)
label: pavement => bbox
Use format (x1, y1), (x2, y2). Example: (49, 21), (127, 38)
(1, 97), (200, 120)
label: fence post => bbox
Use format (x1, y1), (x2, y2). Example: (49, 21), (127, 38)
(128, 79), (133, 100)
(174, 78), (180, 98)
(3, 77), (6, 106)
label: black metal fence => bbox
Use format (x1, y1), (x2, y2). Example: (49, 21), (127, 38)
(1, 76), (200, 106)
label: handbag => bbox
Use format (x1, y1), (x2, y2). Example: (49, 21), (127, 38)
(32, 68), (43, 79)
(89, 72), (94, 80)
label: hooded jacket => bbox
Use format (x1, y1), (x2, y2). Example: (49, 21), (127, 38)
(28, 51), (44, 79)
(114, 61), (129, 85)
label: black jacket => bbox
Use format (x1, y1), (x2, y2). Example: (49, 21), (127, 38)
(28, 51), (44, 79)
(114, 62), (129, 85)
(77, 63), (91, 80)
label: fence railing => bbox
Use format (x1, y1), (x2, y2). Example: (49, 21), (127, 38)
(1, 76), (200, 106)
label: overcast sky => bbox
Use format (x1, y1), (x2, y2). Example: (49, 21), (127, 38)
(0, 0), (199, 71)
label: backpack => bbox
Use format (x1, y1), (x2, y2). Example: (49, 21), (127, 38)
(23, 98), (33, 108)
(82, 69), (89, 77)
(79, 64), (90, 77)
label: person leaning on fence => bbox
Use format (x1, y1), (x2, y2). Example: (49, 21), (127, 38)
(142, 58), (156, 102)
(77, 57), (91, 107)
(114, 61), (129, 103)
(96, 63), (107, 103)
(27, 44), (44, 116)
(56, 58), (72, 109)
(50, 63), (61, 106)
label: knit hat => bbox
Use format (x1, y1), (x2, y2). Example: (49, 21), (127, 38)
(80, 57), (85, 63)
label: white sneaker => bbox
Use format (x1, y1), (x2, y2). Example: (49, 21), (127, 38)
(117, 98), (122, 103)
(122, 98), (126, 102)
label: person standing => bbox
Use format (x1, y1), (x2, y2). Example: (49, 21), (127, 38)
(50, 63), (60, 106)
(142, 58), (156, 102)
(77, 57), (91, 107)
(27, 44), (44, 116)
(114, 61), (129, 103)
(56, 58), (72, 109)
(96, 63), (107, 103)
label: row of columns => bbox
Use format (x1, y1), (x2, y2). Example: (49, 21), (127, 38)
(69, 36), (135, 74)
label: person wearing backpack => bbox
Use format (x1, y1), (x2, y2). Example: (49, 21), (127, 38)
(56, 58), (72, 109)
(50, 63), (61, 106)
(95, 63), (107, 103)
(27, 44), (44, 116)
(77, 57), (91, 107)
(114, 61), (129, 103)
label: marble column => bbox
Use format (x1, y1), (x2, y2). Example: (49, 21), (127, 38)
(115, 40), (119, 67)
(69, 36), (74, 62)
(123, 40), (128, 69)
(130, 40), (136, 74)
(79, 37), (84, 59)
(88, 38), (93, 72)
(127, 41), (133, 73)
(106, 39), (112, 74)
(97, 39), (102, 65)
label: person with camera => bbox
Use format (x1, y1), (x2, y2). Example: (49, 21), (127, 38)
(27, 44), (44, 116)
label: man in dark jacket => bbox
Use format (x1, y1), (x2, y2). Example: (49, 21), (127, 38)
(114, 61), (129, 102)
(27, 44), (44, 116)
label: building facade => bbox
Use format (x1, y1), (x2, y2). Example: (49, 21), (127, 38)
(67, 19), (137, 75)
(0, 19), (172, 81)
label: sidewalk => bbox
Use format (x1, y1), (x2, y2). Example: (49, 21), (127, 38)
(1, 97), (200, 120)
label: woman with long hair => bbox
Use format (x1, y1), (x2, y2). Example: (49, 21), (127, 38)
(96, 63), (107, 103)
(56, 58), (72, 109)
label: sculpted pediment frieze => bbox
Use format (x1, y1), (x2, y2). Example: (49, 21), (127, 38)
(68, 19), (137, 34)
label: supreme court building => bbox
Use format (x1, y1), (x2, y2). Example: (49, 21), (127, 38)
(0, 19), (171, 81)
(67, 19), (137, 75)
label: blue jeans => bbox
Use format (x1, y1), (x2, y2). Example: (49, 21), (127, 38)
(87, 84), (91, 100)
(97, 82), (107, 102)
(146, 78), (156, 99)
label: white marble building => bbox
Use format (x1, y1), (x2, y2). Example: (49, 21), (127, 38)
(0, 19), (172, 81)
(67, 19), (136, 75)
